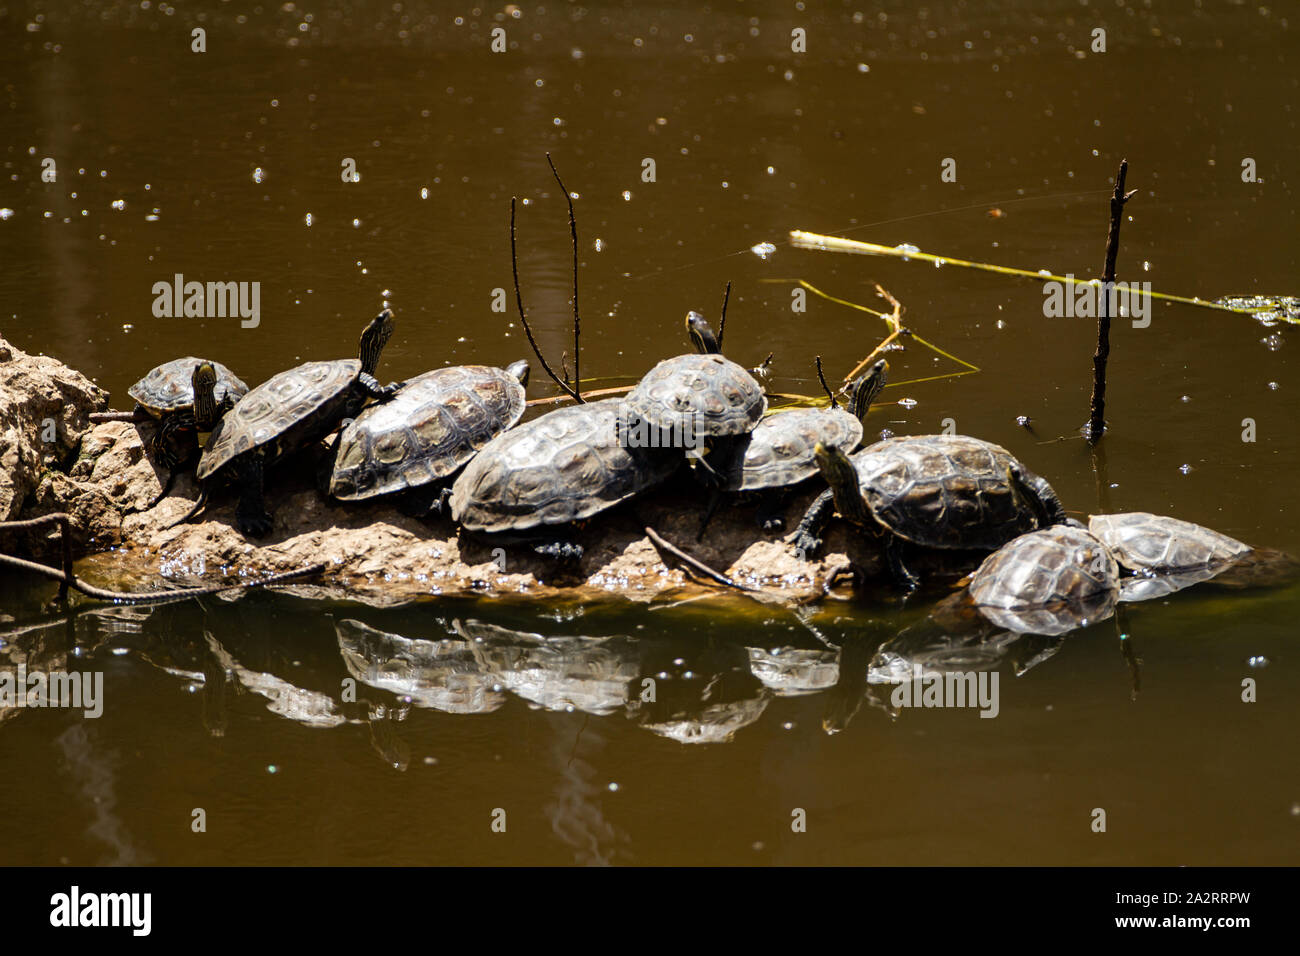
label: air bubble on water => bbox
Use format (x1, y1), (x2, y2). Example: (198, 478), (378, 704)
(420, 187), (429, 199)
(1268, 381), (1279, 390)
(898, 398), (918, 408)
(783, 69), (794, 81)
(1178, 463), (1192, 474)
(352, 218), (361, 228)
(0, 208), (13, 220)
(934, 258), (945, 268)
(1248, 655), (1269, 668)
(751, 241), (776, 260)
(1261, 333), (1284, 351)
(122, 324), (133, 332)
(782, 722), (795, 730)
(766, 165), (775, 174)
(608, 782), (619, 792)
(552, 116), (564, 126)
(1143, 260), (1151, 271)
(304, 212), (313, 226)
(144, 213), (159, 221)
(879, 428), (895, 440)
(1290, 802), (1300, 816)
(996, 319), (1006, 329)
(111, 199), (125, 210)
(593, 238), (604, 251)
(252, 168), (265, 183)
(571, 48), (584, 59)
(857, 63), (869, 72)
(1180, 395), (1191, 403)
(1037, 268), (1052, 277)
(267, 765), (278, 774)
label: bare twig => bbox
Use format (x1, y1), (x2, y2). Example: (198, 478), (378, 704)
(642, 525), (758, 593)
(89, 410), (144, 423)
(1087, 159), (1136, 443)
(0, 520), (324, 605)
(815, 356), (838, 408)
(510, 196), (583, 402)
(546, 153), (582, 400)
(718, 280), (732, 350)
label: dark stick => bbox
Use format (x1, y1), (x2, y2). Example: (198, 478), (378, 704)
(546, 153), (582, 401)
(814, 355), (839, 408)
(89, 410), (144, 423)
(510, 196), (582, 403)
(1087, 159), (1137, 443)
(718, 280), (732, 351)
(1, 513), (76, 601)
(642, 525), (758, 593)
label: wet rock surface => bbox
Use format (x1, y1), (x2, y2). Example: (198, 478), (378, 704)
(2, 335), (877, 605)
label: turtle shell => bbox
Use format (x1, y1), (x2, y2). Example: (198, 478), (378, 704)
(722, 406), (863, 491)
(623, 353), (766, 439)
(970, 525), (1119, 610)
(197, 359), (361, 480)
(127, 357), (248, 415)
(449, 400), (679, 533)
(1088, 511), (1251, 572)
(329, 365), (527, 501)
(852, 435), (1044, 549)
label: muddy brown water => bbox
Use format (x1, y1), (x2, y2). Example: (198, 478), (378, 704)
(1, 2), (1297, 865)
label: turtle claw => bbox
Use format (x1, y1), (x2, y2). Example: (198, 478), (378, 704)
(791, 532), (823, 562)
(760, 515), (786, 533)
(236, 508), (273, 538)
(533, 541), (583, 563)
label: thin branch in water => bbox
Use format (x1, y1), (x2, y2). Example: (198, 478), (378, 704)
(718, 280), (732, 351)
(1087, 159), (1135, 443)
(546, 152), (582, 400)
(815, 356), (839, 408)
(510, 196), (582, 402)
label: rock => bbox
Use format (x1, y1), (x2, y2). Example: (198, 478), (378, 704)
(0, 336), (108, 521)
(2, 333), (890, 606)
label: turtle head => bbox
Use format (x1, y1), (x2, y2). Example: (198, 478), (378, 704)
(847, 360), (889, 422)
(814, 442), (872, 527)
(358, 309), (395, 376)
(506, 359), (530, 388)
(191, 362), (219, 430)
(685, 311), (721, 355)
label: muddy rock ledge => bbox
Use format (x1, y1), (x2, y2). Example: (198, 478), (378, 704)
(0, 336), (872, 606)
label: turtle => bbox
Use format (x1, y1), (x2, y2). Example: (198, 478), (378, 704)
(619, 312), (766, 479)
(1087, 511), (1260, 602)
(1087, 512), (1252, 573)
(173, 309), (400, 537)
(327, 360), (530, 515)
(125, 357), (248, 506)
(795, 435), (1069, 591)
(449, 399), (680, 560)
(967, 524), (1120, 636)
(701, 359), (888, 534)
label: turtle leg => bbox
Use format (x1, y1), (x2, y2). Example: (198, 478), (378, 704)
(791, 488), (836, 560)
(358, 372), (404, 402)
(234, 452), (273, 537)
(754, 488), (789, 533)
(533, 540), (584, 563)
(1011, 465), (1070, 527)
(397, 485), (454, 518)
(884, 534), (921, 593)
(696, 489), (723, 540)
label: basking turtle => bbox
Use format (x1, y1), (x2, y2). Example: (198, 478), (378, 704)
(125, 357), (248, 505)
(967, 524), (1120, 636)
(795, 435), (1069, 590)
(328, 360), (530, 515)
(704, 359), (888, 533)
(174, 310), (400, 537)
(449, 399), (680, 560)
(1088, 512), (1251, 573)
(619, 312), (766, 476)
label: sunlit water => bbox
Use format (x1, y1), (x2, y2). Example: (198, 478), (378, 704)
(1, 1), (1297, 865)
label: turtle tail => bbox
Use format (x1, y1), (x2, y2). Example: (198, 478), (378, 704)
(167, 487), (211, 529)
